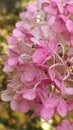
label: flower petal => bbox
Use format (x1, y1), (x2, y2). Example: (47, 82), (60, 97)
(57, 99), (67, 117)
(8, 56), (18, 66)
(10, 100), (18, 111)
(44, 97), (58, 108)
(67, 4), (73, 14)
(23, 89), (36, 100)
(18, 100), (30, 113)
(66, 19), (73, 33)
(1, 90), (13, 102)
(40, 106), (54, 120)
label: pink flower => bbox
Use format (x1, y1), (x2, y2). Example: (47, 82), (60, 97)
(1, 0), (73, 123)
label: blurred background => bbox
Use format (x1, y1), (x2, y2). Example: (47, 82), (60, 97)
(0, 0), (73, 130)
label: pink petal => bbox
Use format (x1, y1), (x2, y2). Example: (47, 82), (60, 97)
(48, 40), (57, 53)
(44, 97), (58, 108)
(52, 20), (66, 33)
(60, 15), (68, 22)
(66, 19), (73, 33)
(71, 123), (73, 128)
(20, 70), (36, 85)
(55, 80), (65, 94)
(57, 99), (67, 117)
(13, 29), (23, 37)
(44, 4), (57, 15)
(32, 48), (48, 64)
(19, 12), (25, 20)
(57, 3), (64, 14)
(7, 36), (17, 45)
(47, 16), (56, 26)
(70, 36), (73, 46)
(16, 21), (24, 29)
(67, 99), (73, 111)
(51, 0), (60, 2)
(18, 100), (30, 113)
(54, 72), (65, 94)
(8, 56), (18, 66)
(27, 3), (37, 12)
(3, 63), (14, 72)
(62, 120), (71, 130)
(67, 4), (73, 14)
(10, 100), (18, 111)
(51, 0), (64, 14)
(23, 89), (36, 100)
(48, 68), (55, 81)
(40, 106), (54, 120)
(37, 0), (49, 9)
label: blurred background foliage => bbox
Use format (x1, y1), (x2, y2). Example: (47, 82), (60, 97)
(0, 0), (73, 130)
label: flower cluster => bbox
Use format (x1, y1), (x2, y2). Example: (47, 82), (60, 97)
(1, 0), (73, 125)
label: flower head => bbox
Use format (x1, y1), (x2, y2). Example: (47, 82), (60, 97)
(1, 0), (73, 123)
